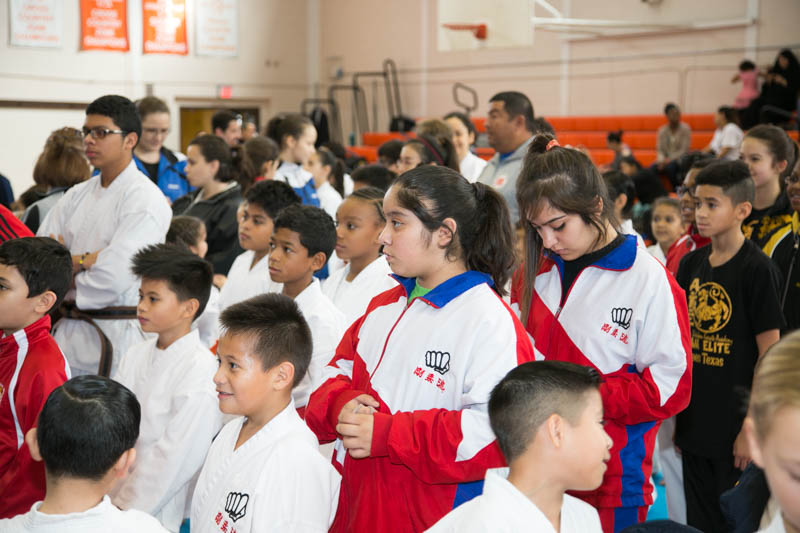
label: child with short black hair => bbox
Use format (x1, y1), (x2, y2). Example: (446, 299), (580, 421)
(0, 375), (168, 531)
(377, 139), (403, 174)
(351, 164), (396, 193)
(323, 187), (397, 325)
(218, 180), (300, 313)
(675, 160), (784, 533)
(191, 294), (340, 533)
(269, 204), (345, 408)
(0, 237), (73, 518)
(428, 361), (607, 532)
(110, 244), (222, 532)
(166, 216), (218, 348)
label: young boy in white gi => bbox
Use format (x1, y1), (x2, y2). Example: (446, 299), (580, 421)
(427, 361), (610, 533)
(217, 180), (300, 311)
(191, 294), (340, 533)
(0, 375), (168, 532)
(37, 94), (172, 377)
(268, 204), (345, 409)
(111, 244), (222, 532)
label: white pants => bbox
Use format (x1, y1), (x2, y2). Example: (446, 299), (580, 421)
(657, 416), (686, 523)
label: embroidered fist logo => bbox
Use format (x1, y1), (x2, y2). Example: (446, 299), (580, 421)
(425, 350), (451, 375)
(611, 308), (633, 330)
(225, 492), (249, 522)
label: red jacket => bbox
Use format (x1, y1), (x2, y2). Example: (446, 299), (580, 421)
(0, 315), (70, 518)
(305, 272), (535, 532)
(0, 205), (33, 242)
(665, 226), (710, 276)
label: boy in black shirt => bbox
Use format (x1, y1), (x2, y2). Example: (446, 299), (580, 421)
(675, 160), (784, 533)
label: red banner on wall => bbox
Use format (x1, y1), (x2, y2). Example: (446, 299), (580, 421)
(80, 0), (128, 52)
(143, 0), (187, 55)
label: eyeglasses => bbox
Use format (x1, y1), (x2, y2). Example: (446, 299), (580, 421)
(81, 126), (125, 139)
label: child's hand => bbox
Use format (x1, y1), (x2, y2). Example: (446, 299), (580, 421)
(337, 394), (379, 458)
(733, 428), (751, 470)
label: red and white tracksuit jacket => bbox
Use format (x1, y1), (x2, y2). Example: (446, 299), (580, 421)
(511, 235), (692, 509)
(0, 315), (70, 518)
(305, 271), (535, 533)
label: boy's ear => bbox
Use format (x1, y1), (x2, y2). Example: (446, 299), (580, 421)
(33, 290), (57, 315)
(25, 428), (42, 462)
(209, 159), (220, 177)
(122, 131), (138, 151)
(112, 448), (137, 480)
(180, 297), (200, 320)
(544, 413), (565, 449)
(735, 200), (753, 221)
(272, 361), (295, 391)
(774, 159), (788, 174)
(437, 217), (458, 248)
(310, 251), (327, 272)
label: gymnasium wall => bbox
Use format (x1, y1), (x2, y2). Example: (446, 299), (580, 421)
(319, 0), (800, 131)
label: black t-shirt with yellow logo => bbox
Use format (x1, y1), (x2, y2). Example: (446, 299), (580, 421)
(674, 239), (784, 457)
(743, 192), (792, 249)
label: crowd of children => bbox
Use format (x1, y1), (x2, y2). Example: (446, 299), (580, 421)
(0, 85), (799, 533)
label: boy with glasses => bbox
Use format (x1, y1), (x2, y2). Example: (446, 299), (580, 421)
(38, 95), (171, 378)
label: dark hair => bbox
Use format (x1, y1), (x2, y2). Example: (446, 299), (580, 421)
(347, 186), (386, 223)
(694, 160), (754, 206)
(653, 196), (682, 214)
(33, 127), (90, 188)
(619, 155), (642, 171)
(317, 147), (346, 197)
(211, 110), (240, 134)
(351, 164), (396, 193)
(37, 375), (140, 480)
(744, 125), (795, 169)
(404, 135), (459, 171)
(321, 141), (347, 160)
(188, 135), (234, 183)
(135, 96), (170, 119)
(489, 91), (535, 133)
(516, 134), (618, 323)
(265, 113), (314, 149)
(131, 244), (212, 319)
(0, 237), (72, 311)
(244, 180), (301, 220)
(531, 117), (556, 136)
(489, 361), (601, 463)
(243, 136), (280, 175)
(392, 166), (515, 295)
(607, 130), (623, 144)
(717, 106), (740, 126)
(678, 151), (715, 178)
(774, 48), (800, 73)
(444, 111), (477, 140)
(219, 293), (312, 386)
(86, 95), (141, 139)
(166, 216), (206, 252)
(377, 139), (404, 164)
(664, 102), (679, 115)
(273, 204), (337, 264)
(739, 59), (756, 71)
(603, 170), (636, 220)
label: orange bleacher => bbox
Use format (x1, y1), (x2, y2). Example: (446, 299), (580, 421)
(350, 114), (797, 168)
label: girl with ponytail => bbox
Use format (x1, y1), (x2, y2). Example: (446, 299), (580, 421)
(305, 165), (534, 533)
(306, 146), (344, 218)
(511, 133), (692, 533)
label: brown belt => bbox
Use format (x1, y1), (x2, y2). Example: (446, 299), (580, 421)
(58, 302), (137, 377)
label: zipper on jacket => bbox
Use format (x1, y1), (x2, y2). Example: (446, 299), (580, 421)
(368, 299), (414, 380)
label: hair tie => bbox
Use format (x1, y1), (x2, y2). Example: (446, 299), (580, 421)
(416, 136), (446, 166)
(546, 139), (560, 151)
(471, 181), (485, 201)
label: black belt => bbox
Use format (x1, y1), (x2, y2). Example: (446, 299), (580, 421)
(58, 302), (137, 377)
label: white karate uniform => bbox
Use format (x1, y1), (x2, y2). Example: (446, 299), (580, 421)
(322, 255), (397, 327)
(111, 329), (223, 532)
(316, 181), (343, 219)
(459, 152), (488, 184)
(426, 468), (602, 533)
(620, 218), (646, 248)
(647, 243), (667, 265)
(0, 496), (168, 532)
(190, 402), (340, 533)
(293, 278), (346, 407)
(193, 285), (220, 349)
(37, 160), (171, 376)
(759, 511), (788, 533)
(218, 250), (282, 311)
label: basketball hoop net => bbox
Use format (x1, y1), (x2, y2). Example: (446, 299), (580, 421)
(442, 23), (487, 40)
